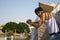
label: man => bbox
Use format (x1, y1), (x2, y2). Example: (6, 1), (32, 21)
(26, 7), (60, 40)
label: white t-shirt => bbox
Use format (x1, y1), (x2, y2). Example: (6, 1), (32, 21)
(44, 16), (59, 34)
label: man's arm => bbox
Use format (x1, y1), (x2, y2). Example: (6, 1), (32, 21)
(30, 18), (43, 28)
(29, 14), (45, 28)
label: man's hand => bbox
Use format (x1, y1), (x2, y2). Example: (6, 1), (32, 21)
(26, 19), (40, 29)
(26, 19), (32, 24)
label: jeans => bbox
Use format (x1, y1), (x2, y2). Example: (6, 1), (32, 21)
(49, 34), (60, 40)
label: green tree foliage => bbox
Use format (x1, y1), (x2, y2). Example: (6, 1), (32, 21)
(2, 22), (17, 33)
(2, 22), (30, 33)
(16, 22), (30, 33)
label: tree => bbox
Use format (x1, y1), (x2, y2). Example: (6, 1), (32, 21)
(2, 22), (17, 33)
(16, 22), (30, 33)
(2, 22), (30, 33)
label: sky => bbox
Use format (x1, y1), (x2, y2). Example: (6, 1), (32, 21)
(0, 0), (60, 24)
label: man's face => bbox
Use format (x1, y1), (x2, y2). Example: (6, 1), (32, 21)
(36, 11), (43, 17)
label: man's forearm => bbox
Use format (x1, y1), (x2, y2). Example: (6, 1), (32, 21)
(30, 22), (39, 28)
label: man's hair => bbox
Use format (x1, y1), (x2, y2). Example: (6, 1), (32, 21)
(34, 7), (43, 14)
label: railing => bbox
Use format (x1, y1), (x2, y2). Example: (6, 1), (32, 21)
(0, 36), (30, 40)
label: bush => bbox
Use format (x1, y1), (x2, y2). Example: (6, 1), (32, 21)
(6, 30), (13, 36)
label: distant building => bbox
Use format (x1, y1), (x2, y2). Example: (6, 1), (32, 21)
(0, 24), (3, 33)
